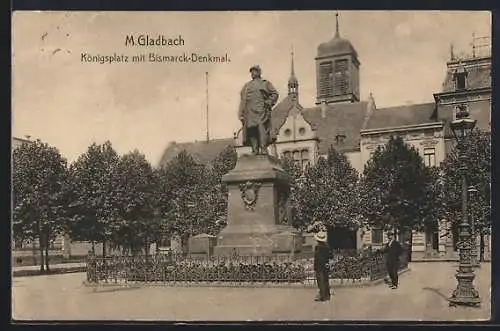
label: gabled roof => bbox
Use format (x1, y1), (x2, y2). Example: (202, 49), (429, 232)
(271, 94), (303, 134)
(158, 138), (234, 167)
(362, 103), (437, 131)
(302, 101), (368, 153)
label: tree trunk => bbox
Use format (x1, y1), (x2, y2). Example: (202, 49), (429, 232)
(479, 233), (485, 262)
(39, 236), (45, 273)
(44, 228), (51, 272)
(32, 241), (37, 266)
(181, 234), (189, 257)
(102, 240), (107, 258)
(91, 241), (96, 254)
(44, 239), (50, 272)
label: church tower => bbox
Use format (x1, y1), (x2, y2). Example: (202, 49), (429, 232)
(315, 13), (360, 105)
(288, 46), (299, 101)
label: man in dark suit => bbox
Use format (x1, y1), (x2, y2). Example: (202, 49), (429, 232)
(313, 231), (331, 301)
(384, 231), (403, 289)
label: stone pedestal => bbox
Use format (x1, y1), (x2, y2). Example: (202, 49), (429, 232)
(189, 233), (217, 256)
(214, 154), (300, 256)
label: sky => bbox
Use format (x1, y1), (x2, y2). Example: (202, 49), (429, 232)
(12, 11), (491, 166)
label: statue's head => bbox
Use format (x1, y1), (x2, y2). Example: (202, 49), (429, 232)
(249, 65), (262, 79)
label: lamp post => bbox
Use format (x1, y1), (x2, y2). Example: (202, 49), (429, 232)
(448, 103), (481, 307)
(467, 185), (480, 267)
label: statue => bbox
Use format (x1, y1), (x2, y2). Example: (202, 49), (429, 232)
(238, 65), (279, 155)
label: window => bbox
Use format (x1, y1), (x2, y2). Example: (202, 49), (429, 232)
(298, 127), (306, 136)
(14, 239), (23, 249)
(300, 149), (310, 170)
(372, 228), (383, 244)
(334, 59), (349, 95)
(293, 151), (301, 167)
(423, 148), (436, 167)
(455, 73), (466, 90)
(319, 62), (333, 98)
(284, 128), (292, 137)
(285, 149), (310, 170)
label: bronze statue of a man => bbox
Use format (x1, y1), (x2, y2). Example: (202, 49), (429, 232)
(238, 65), (279, 155)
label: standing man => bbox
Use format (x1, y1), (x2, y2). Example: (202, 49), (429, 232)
(313, 231), (331, 301)
(238, 65), (279, 155)
(384, 230), (404, 289)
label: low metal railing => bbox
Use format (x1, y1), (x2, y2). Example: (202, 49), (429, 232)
(86, 249), (408, 286)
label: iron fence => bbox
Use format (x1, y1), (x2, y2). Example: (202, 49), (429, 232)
(86, 248), (408, 286)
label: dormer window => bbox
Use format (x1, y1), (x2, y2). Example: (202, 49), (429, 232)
(456, 74), (466, 90)
(453, 63), (468, 91)
(336, 134), (346, 145)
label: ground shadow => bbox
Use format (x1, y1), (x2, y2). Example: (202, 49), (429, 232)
(85, 285), (144, 294)
(422, 287), (449, 302)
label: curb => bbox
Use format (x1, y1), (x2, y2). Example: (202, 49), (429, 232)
(13, 266), (86, 278)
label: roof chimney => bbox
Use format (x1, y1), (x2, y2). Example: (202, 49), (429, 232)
(321, 100), (328, 118)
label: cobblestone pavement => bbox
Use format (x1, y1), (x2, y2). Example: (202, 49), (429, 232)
(12, 262), (491, 321)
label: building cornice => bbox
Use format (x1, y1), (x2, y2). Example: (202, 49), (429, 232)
(360, 122), (444, 136)
(446, 56), (491, 67)
(275, 137), (320, 145)
(433, 87), (491, 102)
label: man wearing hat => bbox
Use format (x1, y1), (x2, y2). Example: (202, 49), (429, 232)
(313, 231), (331, 301)
(383, 230), (403, 289)
(238, 65), (279, 155)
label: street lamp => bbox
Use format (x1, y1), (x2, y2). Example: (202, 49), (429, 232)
(448, 103), (480, 307)
(467, 185), (480, 267)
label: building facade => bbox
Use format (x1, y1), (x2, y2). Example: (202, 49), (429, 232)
(159, 16), (491, 260)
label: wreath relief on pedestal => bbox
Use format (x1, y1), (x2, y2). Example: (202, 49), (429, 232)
(239, 181), (261, 211)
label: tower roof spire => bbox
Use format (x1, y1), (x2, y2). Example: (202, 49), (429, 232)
(335, 12), (340, 38)
(288, 44), (298, 98)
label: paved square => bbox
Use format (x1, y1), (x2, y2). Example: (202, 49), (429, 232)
(12, 262), (490, 321)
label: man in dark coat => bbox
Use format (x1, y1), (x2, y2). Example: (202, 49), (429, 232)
(384, 231), (404, 289)
(238, 65), (279, 155)
(313, 231), (331, 301)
